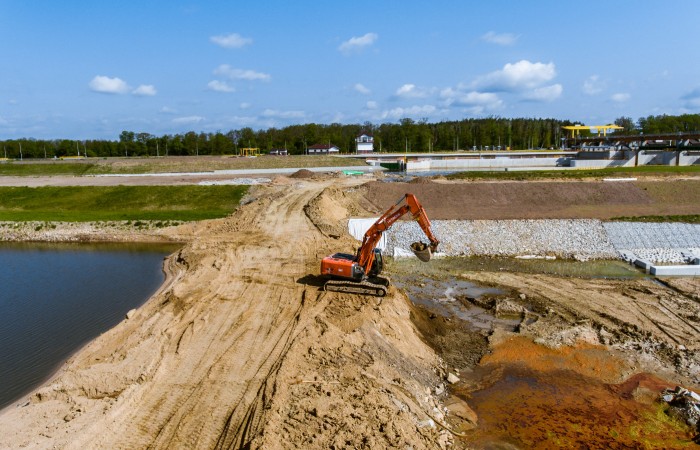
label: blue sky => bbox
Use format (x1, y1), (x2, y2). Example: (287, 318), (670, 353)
(1, 0), (699, 140)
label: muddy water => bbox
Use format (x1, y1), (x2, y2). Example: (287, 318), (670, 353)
(389, 257), (694, 448)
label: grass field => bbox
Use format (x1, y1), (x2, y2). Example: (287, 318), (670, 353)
(446, 165), (700, 181)
(0, 155), (359, 176)
(0, 185), (248, 221)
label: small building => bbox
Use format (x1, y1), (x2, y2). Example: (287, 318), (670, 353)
(307, 143), (340, 155)
(268, 148), (288, 156)
(356, 132), (374, 154)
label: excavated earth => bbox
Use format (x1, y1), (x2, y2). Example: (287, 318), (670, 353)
(0, 174), (699, 449)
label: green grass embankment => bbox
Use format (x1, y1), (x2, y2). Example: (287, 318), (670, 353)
(0, 155), (360, 176)
(0, 185), (248, 221)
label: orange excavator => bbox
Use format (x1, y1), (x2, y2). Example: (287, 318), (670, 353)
(320, 193), (439, 296)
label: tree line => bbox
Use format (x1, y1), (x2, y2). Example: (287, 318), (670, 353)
(1, 114), (699, 159)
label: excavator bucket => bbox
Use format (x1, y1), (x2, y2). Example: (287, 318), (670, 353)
(410, 242), (432, 262)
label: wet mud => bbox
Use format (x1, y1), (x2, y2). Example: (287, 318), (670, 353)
(456, 337), (695, 449)
(391, 258), (700, 449)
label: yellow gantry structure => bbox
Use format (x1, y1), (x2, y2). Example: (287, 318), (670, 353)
(562, 124), (623, 138)
(239, 147), (260, 157)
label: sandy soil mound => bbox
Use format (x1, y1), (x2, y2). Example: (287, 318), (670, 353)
(304, 185), (377, 238)
(289, 169), (315, 179)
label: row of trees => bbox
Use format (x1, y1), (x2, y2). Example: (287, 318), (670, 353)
(2, 114), (699, 159)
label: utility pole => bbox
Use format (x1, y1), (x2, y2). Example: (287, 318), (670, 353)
(19, 142), (22, 160)
(156, 142), (159, 157)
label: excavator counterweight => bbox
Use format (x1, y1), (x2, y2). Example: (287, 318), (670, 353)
(320, 193), (439, 296)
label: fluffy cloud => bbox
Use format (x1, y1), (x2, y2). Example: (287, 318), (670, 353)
(366, 101), (378, 110)
(354, 83), (371, 94)
(338, 32), (378, 54)
(582, 75), (604, 95)
(481, 31), (518, 46)
(611, 93), (630, 102)
(89, 75), (130, 94)
(474, 60), (556, 92)
(239, 102), (252, 109)
(132, 84), (156, 96)
(380, 105), (437, 120)
(440, 88), (503, 111)
(159, 106), (177, 114)
(207, 80), (235, 93)
(210, 33), (253, 49)
(214, 64), (270, 81)
(89, 76), (156, 96)
(681, 88), (700, 109)
(394, 84), (434, 99)
(523, 84), (563, 102)
(172, 115), (205, 125)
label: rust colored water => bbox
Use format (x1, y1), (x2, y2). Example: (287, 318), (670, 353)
(454, 337), (696, 449)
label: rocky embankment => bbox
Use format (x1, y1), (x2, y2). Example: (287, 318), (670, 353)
(385, 219), (700, 263)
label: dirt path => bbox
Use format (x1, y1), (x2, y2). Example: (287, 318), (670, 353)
(0, 177), (449, 449)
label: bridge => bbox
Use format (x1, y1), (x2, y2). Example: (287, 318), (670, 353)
(565, 131), (700, 151)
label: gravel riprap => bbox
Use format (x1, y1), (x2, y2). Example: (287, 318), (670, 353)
(381, 219), (700, 262)
(385, 219), (618, 261)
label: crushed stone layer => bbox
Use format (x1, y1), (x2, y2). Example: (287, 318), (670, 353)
(386, 219), (700, 262)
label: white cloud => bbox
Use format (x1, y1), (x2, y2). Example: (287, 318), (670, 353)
(481, 31), (518, 46)
(354, 83), (371, 94)
(611, 93), (630, 102)
(582, 75), (604, 95)
(210, 33), (253, 49)
(173, 115), (205, 125)
(682, 88), (700, 109)
(338, 32), (378, 54)
(366, 100), (378, 110)
(207, 80), (235, 93)
(523, 84), (563, 102)
(132, 84), (156, 96)
(394, 83), (434, 99)
(159, 106), (177, 114)
(474, 60), (556, 92)
(89, 75), (130, 94)
(380, 105), (437, 120)
(440, 88), (503, 110)
(261, 109), (305, 119)
(7, 99), (18, 105)
(214, 64), (271, 81)
(239, 102), (251, 109)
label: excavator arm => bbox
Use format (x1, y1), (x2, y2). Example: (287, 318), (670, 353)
(356, 193), (439, 274)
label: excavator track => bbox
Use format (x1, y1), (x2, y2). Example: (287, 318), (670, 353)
(323, 278), (389, 297)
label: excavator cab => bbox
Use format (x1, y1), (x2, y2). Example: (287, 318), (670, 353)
(368, 248), (383, 277)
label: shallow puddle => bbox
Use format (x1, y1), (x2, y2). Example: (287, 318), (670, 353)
(393, 276), (520, 332)
(454, 337), (695, 449)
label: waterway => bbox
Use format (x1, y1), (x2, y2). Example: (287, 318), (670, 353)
(0, 242), (178, 410)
